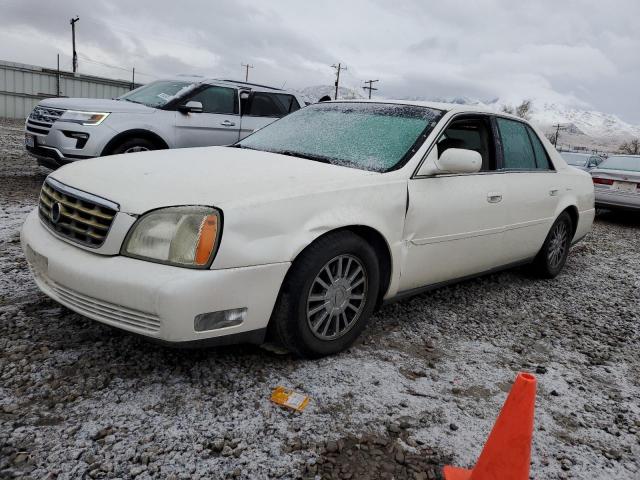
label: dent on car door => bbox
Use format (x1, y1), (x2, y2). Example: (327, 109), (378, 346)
(239, 92), (301, 139)
(173, 86), (240, 147)
(494, 117), (561, 263)
(399, 115), (508, 292)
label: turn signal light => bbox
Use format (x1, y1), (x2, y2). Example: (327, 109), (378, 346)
(195, 214), (218, 265)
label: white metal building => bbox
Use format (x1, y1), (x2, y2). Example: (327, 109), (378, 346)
(0, 60), (140, 119)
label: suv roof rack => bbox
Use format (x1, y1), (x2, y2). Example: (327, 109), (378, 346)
(217, 79), (283, 91)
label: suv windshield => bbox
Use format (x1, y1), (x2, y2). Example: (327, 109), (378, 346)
(237, 102), (444, 172)
(118, 80), (198, 108)
(598, 155), (640, 172)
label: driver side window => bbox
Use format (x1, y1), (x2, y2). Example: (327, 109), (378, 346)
(436, 115), (497, 171)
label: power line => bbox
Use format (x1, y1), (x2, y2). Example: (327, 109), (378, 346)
(241, 63), (254, 82)
(331, 63), (347, 100)
(77, 53), (157, 80)
(362, 79), (379, 99)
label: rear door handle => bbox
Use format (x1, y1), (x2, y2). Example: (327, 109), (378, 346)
(220, 120), (236, 127)
(549, 189), (559, 196)
(487, 192), (502, 203)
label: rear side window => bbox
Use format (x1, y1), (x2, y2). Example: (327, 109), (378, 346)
(189, 86), (237, 114)
(526, 126), (553, 170)
(496, 118), (537, 170)
(248, 93), (300, 117)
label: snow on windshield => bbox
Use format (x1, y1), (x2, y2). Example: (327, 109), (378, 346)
(239, 103), (444, 172)
(119, 81), (198, 108)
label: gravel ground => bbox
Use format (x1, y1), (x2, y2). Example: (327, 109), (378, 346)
(1, 118), (639, 479)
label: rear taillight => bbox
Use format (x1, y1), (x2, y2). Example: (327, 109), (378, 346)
(592, 177), (614, 185)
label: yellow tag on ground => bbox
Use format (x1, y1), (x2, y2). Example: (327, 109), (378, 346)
(271, 386), (310, 412)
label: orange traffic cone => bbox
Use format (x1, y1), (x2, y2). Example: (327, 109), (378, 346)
(443, 372), (537, 480)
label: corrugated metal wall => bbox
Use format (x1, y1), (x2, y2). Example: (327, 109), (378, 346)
(0, 60), (141, 119)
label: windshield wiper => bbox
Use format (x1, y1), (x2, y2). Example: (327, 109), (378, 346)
(122, 98), (143, 105)
(278, 150), (332, 164)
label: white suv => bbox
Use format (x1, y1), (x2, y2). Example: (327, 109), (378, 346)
(24, 76), (306, 169)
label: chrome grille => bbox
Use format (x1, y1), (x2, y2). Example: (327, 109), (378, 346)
(27, 106), (65, 135)
(38, 178), (118, 248)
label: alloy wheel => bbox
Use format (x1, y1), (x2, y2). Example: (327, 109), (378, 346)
(306, 254), (368, 341)
(124, 146), (150, 153)
(547, 221), (568, 269)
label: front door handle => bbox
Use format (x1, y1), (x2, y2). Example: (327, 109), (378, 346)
(220, 120), (236, 127)
(487, 192), (502, 203)
(549, 189), (559, 196)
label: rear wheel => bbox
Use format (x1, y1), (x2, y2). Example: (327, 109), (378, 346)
(269, 231), (380, 358)
(532, 212), (573, 278)
(110, 137), (157, 155)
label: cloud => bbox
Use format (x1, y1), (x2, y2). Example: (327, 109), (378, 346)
(0, 0), (638, 122)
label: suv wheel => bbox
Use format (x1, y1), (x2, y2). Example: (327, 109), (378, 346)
(270, 231), (380, 358)
(111, 138), (157, 155)
(532, 212), (573, 278)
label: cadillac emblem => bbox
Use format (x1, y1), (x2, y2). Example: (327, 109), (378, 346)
(50, 202), (62, 224)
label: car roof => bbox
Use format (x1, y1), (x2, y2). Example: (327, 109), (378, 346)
(319, 98), (525, 119)
(156, 75), (293, 94)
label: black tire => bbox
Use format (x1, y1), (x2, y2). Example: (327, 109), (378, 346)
(110, 137), (157, 155)
(269, 231), (380, 358)
(532, 212), (573, 278)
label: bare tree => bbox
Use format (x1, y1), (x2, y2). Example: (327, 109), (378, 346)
(501, 105), (514, 115)
(515, 100), (532, 120)
(501, 100), (532, 120)
(619, 139), (640, 155)
(546, 132), (558, 145)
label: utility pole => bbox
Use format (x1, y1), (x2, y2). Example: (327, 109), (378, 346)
(552, 123), (567, 148)
(331, 63), (346, 100)
(362, 79), (379, 99)
(70, 16), (79, 73)
(56, 54), (61, 96)
(241, 63), (253, 82)
(131, 67), (135, 90)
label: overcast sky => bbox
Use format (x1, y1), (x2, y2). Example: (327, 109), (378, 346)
(1, 0), (639, 123)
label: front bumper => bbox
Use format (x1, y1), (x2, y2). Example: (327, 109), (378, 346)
(21, 209), (290, 344)
(25, 121), (112, 168)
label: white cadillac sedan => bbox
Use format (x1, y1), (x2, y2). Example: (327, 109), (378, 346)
(21, 101), (595, 357)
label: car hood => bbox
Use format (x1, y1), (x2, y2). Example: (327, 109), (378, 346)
(50, 147), (382, 214)
(39, 97), (155, 114)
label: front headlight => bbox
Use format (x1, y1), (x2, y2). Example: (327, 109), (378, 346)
(122, 206), (222, 269)
(59, 110), (110, 125)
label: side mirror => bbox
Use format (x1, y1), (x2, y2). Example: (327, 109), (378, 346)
(178, 101), (203, 114)
(435, 148), (482, 174)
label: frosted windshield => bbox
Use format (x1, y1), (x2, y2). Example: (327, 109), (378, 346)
(118, 81), (197, 108)
(238, 102), (444, 172)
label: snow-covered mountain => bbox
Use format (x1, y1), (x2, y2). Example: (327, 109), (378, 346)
(527, 103), (640, 139)
(430, 97), (640, 141)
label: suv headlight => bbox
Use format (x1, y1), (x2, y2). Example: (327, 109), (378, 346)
(59, 110), (110, 125)
(122, 206), (222, 269)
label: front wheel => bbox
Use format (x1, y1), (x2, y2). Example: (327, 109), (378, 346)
(532, 212), (573, 278)
(269, 231), (380, 358)
(110, 137), (157, 155)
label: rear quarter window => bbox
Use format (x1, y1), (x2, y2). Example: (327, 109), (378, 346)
(526, 126), (554, 170)
(248, 93), (300, 117)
